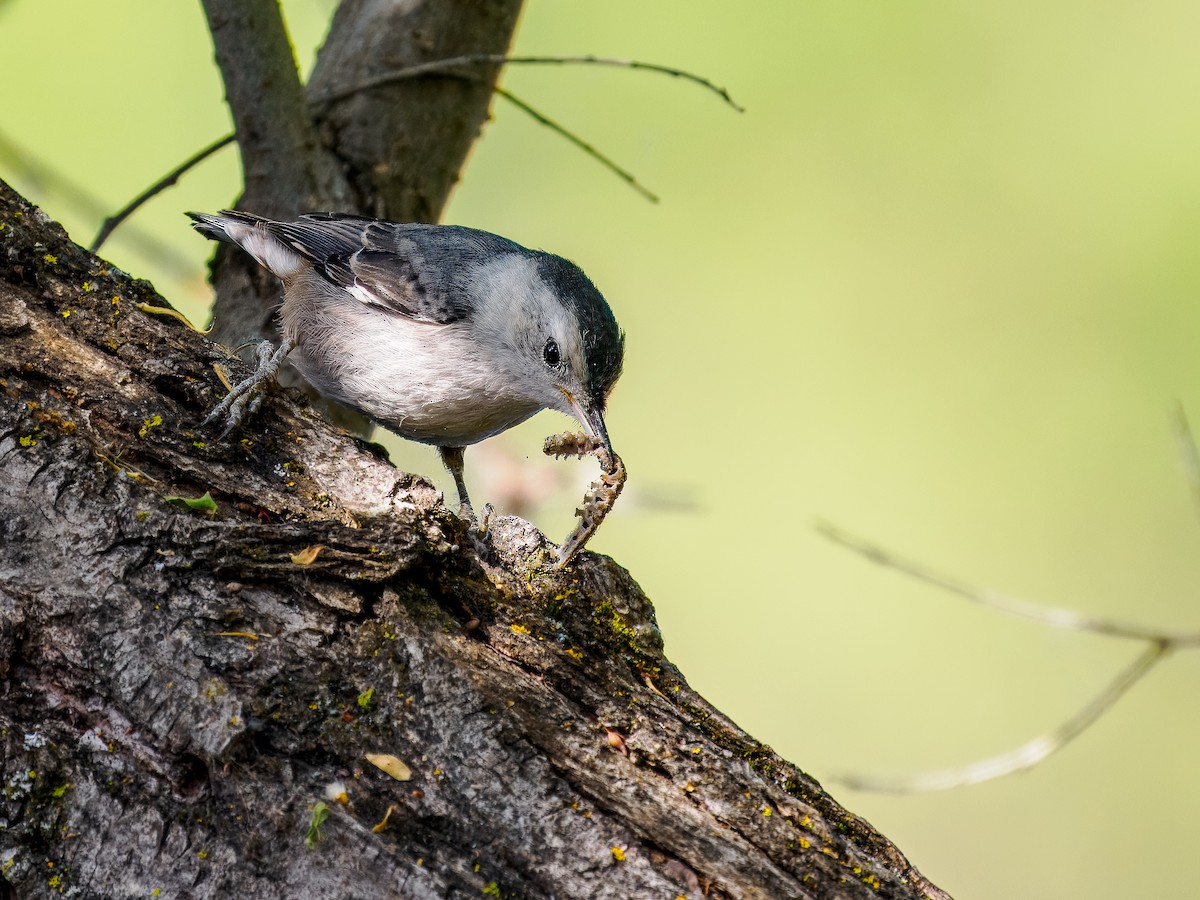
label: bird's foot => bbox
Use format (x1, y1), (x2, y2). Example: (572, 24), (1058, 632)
(202, 339), (291, 438)
(457, 501), (495, 560)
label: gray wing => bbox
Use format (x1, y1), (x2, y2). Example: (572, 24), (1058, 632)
(268, 213), (531, 325)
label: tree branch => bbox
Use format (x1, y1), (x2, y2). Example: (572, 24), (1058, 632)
(0, 177), (949, 900)
(817, 514), (1200, 792)
(496, 88), (659, 203)
(90, 135), (236, 252)
(198, 0), (347, 214)
(310, 53), (744, 112)
(305, 0), (525, 222)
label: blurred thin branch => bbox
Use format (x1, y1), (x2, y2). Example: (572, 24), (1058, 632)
(91, 135), (236, 252)
(816, 406), (1200, 792)
(834, 641), (1171, 793)
(816, 522), (1200, 645)
(93, 53), (740, 248)
(0, 129), (195, 275)
(1171, 401), (1200, 525)
(495, 88), (658, 203)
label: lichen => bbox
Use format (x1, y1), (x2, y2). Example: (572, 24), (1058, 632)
(138, 415), (163, 438)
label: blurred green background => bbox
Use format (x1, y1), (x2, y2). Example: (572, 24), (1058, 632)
(5, 1), (1199, 896)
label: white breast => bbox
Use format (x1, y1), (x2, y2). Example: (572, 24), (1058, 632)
(279, 278), (541, 446)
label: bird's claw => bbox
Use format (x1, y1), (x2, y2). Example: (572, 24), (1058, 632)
(201, 339), (291, 437)
(456, 500), (495, 560)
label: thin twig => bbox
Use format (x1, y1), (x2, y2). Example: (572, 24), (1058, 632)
(496, 89), (658, 203)
(835, 640), (1172, 793)
(94, 53), (738, 247)
(818, 444), (1200, 793)
(90, 134), (236, 252)
(0, 129), (194, 271)
(311, 54), (744, 112)
(1170, 402), (1200, 525)
(815, 521), (1200, 645)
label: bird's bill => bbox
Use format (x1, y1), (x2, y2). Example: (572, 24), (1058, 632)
(567, 394), (613, 457)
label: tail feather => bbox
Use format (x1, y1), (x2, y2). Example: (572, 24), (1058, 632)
(186, 211), (305, 279)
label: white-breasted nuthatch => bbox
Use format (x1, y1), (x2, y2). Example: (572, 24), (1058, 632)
(189, 211), (626, 564)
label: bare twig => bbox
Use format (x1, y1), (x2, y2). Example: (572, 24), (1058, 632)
(311, 54), (744, 112)
(817, 407), (1200, 794)
(835, 640), (1172, 793)
(0, 129), (194, 272)
(496, 89), (658, 203)
(91, 135), (236, 252)
(93, 51), (737, 255)
(816, 521), (1200, 645)
(1171, 402), (1200, 524)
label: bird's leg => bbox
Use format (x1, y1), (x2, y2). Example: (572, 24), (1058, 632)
(439, 445), (474, 520)
(202, 338), (293, 438)
(439, 446), (494, 554)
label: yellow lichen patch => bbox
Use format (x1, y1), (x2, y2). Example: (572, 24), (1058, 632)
(43, 253), (57, 265)
(365, 753), (412, 782)
(610, 846), (626, 862)
(290, 544), (325, 565)
(510, 623), (531, 635)
(565, 648), (584, 661)
(138, 415), (163, 438)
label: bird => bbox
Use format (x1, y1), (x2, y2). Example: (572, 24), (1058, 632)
(189, 210), (625, 560)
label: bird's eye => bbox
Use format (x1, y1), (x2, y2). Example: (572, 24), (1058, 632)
(543, 337), (561, 368)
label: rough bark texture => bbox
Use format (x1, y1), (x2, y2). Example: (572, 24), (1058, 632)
(305, 0), (525, 223)
(0, 182), (948, 898)
(200, 0), (352, 216)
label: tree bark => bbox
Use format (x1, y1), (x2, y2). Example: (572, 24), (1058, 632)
(0, 180), (948, 899)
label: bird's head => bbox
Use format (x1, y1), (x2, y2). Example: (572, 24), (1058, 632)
(475, 250), (624, 455)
